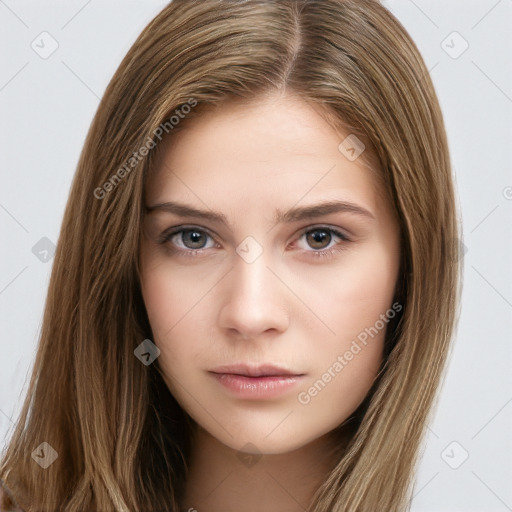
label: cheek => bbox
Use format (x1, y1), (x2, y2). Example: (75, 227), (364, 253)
(294, 244), (398, 415)
(140, 272), (196, 397)
(293, 242), (399, 340)
(140, 253), (207, 337)
(297, 291), (392, 431)
(139, 255), (215, 379)
(296, 346), (383, 438)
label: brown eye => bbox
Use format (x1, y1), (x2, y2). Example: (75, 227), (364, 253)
(305, 229), (332, 250)
(294, 226), (350, 259)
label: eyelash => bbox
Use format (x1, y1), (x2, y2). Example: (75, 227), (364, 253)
(157, 225), (351, 260)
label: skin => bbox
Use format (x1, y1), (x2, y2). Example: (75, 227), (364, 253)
(139, 90), (401, 512)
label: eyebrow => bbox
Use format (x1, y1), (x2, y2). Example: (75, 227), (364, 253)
(145, 199), (375, 225)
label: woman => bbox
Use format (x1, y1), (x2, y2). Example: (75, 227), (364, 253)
(0, 0), (461, 510)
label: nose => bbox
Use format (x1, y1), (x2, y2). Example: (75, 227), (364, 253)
(217, 248), (289, 340)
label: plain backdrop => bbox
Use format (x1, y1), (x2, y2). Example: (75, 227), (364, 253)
(0, 1), (511, 511)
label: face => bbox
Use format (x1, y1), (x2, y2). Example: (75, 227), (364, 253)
(139, 92), (401, 455)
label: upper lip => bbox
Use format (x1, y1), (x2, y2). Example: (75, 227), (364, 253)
(209, 364), (304, 378)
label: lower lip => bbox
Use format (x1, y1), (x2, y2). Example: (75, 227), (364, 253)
(210, 372), (304, 399)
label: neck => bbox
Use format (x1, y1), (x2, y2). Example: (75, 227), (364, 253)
(180, 424), (351, 512)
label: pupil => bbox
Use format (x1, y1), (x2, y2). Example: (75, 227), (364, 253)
(308, 230), (330, 249)
(185, 230), (205, 248)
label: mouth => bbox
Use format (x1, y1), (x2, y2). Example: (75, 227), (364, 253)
(209, 363), (305, 378)
(208, 364), (305, 399)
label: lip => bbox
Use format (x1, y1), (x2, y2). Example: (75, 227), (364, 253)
(209, 364), (305, 400)
(210, 363), (303, 378)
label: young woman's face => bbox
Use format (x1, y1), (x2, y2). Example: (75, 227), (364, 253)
(140, 92), (401, 454)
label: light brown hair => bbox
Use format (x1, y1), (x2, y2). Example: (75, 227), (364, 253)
(0, 1), (461, 510)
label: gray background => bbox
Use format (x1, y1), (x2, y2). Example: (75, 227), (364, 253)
(0, 1), (511, 510)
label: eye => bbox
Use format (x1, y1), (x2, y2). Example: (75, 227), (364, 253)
(157, 225), (350, 260)
(158, 226), (218, 256)
(294, 226), (350, 259)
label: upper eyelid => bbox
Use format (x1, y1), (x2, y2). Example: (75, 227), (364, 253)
(161, 225), (218, 243)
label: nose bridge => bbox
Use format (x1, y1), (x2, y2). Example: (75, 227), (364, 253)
(231, 240), (275, 305)
(218, 237), (288, 337)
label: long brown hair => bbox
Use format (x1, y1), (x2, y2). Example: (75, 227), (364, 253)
(0, 1), (461, 510)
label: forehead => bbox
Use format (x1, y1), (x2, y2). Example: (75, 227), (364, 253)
(146, 94), (387, 216)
